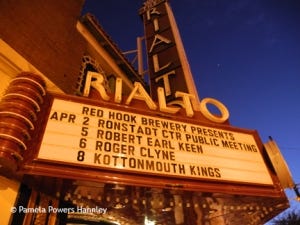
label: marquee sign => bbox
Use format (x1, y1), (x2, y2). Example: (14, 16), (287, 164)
(37, 95), (273, 185)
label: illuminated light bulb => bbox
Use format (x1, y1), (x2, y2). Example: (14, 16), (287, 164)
(144, 217), (155, 225)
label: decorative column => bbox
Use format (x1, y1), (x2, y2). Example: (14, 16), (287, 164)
(0, 72), (46, 174)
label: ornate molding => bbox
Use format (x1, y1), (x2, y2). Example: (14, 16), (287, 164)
(0, 72), (46, 174)
(139, 0), (166, 14)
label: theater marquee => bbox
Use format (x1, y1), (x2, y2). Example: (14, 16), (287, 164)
(37, 96), (273, 185)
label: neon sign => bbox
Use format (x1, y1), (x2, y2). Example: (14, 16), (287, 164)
(83, 71), (229, 123)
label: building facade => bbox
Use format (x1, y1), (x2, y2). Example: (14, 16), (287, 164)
(0, 1), (291, 225)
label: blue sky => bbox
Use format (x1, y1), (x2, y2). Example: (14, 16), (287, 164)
(82, 0), (300, 216)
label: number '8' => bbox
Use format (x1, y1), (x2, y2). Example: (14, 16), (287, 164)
(77, 150), (85, 161)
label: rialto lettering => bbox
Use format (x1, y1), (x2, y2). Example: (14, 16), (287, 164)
(144, 2), (177, 100)
(83, 71), (229, 123)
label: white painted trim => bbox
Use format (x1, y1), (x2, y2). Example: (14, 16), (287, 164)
(165, 2), (201, 111)
(76, 21), (134, 90)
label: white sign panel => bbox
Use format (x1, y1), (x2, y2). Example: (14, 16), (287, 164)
(38, 99), (273, 185)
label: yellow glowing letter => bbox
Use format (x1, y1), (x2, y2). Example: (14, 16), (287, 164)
(83, 71), (110, 101)
(125, 82), (157, 110)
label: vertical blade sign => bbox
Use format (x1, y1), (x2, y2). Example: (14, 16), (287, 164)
(139, 0), (200, 109)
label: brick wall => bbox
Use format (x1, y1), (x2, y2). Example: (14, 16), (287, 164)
(0, 0), (86, 94)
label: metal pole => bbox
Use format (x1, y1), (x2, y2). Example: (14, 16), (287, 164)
(137, 36), (144, 77)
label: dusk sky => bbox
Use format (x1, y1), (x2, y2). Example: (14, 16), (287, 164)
(82, 0), (300, 219)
